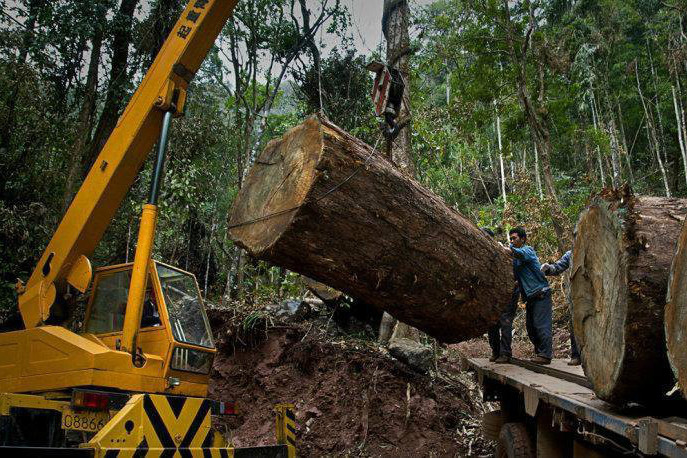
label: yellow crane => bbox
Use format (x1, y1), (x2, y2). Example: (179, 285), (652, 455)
(0, 1), (295, 456)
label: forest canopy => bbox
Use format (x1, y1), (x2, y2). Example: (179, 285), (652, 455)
(1, 0), (686, 314)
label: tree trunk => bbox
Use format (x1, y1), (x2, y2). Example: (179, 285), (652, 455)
(61, 7), (107, 211)
(534, 144), (543, 200)
(603, 95), (622, 188)
(382, 0), (420, 342)
(648, 38), (668, 166)
(84, 0), (139, 171)
(571, 188), (687, 404)
(636, 62), (671, 197)
(383, 0), (414, 175)
(221, 245), (241, 305)
(521, 146), (527, 171)
(589, 94), (607, 187)
(502, 0), (568, 253)
(673, 85), (687, 187)
(228, 117), (514, 343)
(496, 106), (507, 205)
(666, 213), (687, 400)
(616, 99), (634, 184)
(204, 219), (217, 297)
(677, 78), (687, 184)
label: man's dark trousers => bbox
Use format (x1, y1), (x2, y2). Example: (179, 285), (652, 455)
(525, 290), (553, 360)
(569, 321), (580, 359)
(488, 287), (520, 358)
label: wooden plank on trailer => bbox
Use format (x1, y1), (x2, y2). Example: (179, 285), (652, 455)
(468, 358), (640, 441)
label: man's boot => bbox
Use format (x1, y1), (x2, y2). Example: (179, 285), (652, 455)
(568, 357), (581, 366)
(494, 355), (510, 364)
(530, 355), (551, 365)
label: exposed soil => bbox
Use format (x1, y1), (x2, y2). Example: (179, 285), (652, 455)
(207, 307), (496, 457)
(205, 284), (578, 458)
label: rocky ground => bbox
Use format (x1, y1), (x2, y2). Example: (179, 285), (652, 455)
(206, 300), (499, 457)
(204, 291), (578, 457)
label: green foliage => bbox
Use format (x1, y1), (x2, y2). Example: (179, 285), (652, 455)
(243, 309), (268, 331)
(294, 47), (377, 142)
(409, 0), (687, 262)
(0, 0), (350, 316)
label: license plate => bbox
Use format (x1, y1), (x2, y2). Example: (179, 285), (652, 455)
(61, 408), (112, 433)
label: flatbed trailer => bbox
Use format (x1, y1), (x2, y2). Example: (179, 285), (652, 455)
(468, 358), (687, 458)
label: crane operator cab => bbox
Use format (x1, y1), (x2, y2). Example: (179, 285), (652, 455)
(85, 261), (215, 385)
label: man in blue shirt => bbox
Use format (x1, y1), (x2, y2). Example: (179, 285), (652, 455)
(504, 227), (553, 365)
(541, 250), (581, 366)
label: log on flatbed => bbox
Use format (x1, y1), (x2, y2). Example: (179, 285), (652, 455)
(666, 215), (687, 400)
(571, 188), (687, 404)
(228, 117), (514, 343)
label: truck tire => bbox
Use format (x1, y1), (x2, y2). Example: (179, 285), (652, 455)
(496, 422), (534, 458)
(483, 410), (505, 442)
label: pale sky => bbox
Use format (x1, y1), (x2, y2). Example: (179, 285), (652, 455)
(1, 0), (437, 57)
(332, 0), (437, 56)
(0, 0), (438, 84)
(343, 0), (386, 55)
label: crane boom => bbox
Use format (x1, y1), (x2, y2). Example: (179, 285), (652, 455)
(17, 0), (239, 328)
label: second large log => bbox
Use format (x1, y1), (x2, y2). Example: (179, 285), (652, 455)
(571, 189), (687, 404)
(228, 117), (514, 343)
(665, 215), (687, 399)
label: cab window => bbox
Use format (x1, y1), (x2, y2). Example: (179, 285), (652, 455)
(157, 264), (214, 348)
(86, 269), (161, 335)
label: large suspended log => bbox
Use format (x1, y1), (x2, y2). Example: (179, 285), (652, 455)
(571, 188), (687, 404)
(228, 117), (514, 343)
(666, 216), (687, 400)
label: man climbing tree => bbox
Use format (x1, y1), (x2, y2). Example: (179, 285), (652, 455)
(381, 0), (414, 175)
(378, 0), (424, 346)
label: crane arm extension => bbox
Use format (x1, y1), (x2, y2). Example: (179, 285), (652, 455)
(17, 0), (239, 328)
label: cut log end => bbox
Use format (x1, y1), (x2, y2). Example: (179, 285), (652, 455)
(666, 214), (687, 399)
(229, 117), (324, 254)
(572, 189), (684, 404)
(571, 199), (628, 401)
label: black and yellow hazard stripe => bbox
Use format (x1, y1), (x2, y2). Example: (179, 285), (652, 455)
(99, 394), (230, 458)
(284, 408), (296, 448)
(274, 403), (296, 458)
(97, 396), (295, 458)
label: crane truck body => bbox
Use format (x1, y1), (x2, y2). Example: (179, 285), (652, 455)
(0, 1), (295, 456)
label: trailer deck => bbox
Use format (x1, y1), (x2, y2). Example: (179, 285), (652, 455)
(469, 358), (687, 457)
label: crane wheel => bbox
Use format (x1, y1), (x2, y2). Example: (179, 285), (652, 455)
(482, 410), (505, 442)
(496, 422), (534, 458)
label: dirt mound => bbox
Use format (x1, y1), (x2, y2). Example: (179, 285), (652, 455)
(208, 309), (494, 457)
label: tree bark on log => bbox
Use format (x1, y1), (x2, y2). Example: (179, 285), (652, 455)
(571, 188), (687, 404)
(666, 216), (687, 399)
(228, 117), (514, 343)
